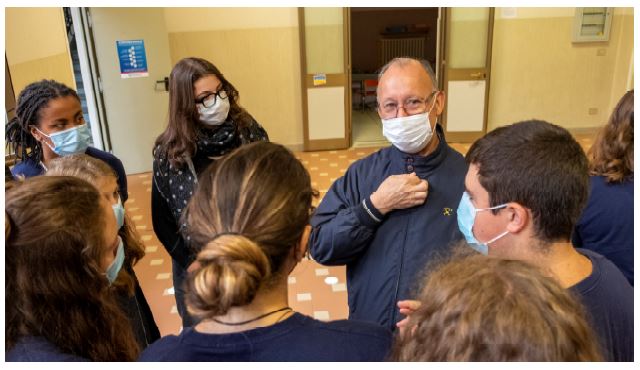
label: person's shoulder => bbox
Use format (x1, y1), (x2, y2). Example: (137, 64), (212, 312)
(590, 175), (634, 195)
(152, 142), (169, 160)
(86, 146), (118, 162)
(86, 147), (124, 169)
(347, 146), (393, 174)
(586, 249), (631, 283)
(6, 336), (86, 362)
(236, 112), (269, 142)
(576, 248), (633, 301)
(297, 314), (391, 342)
(291, 315), (392, 361)
(442, 142), (467, 166)
(139, 334), (182, 361)
(11, 159), (42, 178)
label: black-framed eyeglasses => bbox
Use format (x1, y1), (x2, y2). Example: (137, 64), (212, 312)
(378, 90), (439, 119)
(196, 88), (229, 108)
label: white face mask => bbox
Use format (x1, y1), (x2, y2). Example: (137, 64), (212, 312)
(381, 96), (438, 154)
(197, 95), (230, 126)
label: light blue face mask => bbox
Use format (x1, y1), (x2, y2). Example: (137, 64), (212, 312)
(37, 124), (91, 157)
(105, 236), (125, 284)
(457, 192), (509, 255)
(112, 198), (125, 230)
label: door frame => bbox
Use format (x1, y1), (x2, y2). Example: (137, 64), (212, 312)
(5, 54), (16, 121)
(298, 7), (351, 151)
(440, 7), (495, 143)
(70, 7), (112, 151)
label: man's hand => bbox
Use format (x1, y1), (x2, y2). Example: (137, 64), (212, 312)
(370, 173), (428, 215)
(396, 299), (422, 336)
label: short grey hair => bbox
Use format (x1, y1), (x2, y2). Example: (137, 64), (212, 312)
(378, 57), (438, 89)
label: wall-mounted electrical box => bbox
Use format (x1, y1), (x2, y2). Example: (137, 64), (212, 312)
(573, 7), (613, 43)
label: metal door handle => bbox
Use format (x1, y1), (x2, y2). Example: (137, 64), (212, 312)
(470, 72), (486, 79)
(155, 77), (169, 92)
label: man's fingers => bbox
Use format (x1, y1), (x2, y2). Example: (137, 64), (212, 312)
(398, 299), (422, 311)
(398, 300), (422, 310)
(396, 317), (410, 328)
(403, 172), (421, 185)
(409, 180), (428, 193)
(411, 192), (428, 204)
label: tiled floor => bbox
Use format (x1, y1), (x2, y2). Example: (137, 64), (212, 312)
(129, 132), (596, 336)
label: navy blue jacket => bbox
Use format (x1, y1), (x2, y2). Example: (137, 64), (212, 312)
(10, 146), (128, 203)
(570, 248), (634, 362)
(139, 312), (391, 361)
(573, 176), (633, 285)
(309, 126), (467, 331)
(6, 336), (86, 362)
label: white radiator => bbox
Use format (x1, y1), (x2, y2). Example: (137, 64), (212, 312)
(379, 37), (426, 66)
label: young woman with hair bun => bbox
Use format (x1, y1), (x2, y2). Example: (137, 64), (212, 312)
(140, 142), (391, 361)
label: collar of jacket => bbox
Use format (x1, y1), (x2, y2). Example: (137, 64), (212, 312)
(390, 123), (449, 175)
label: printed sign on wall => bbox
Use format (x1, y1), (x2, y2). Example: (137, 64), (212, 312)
(116, 40), (148, 78)
(313, 73), (327, 86)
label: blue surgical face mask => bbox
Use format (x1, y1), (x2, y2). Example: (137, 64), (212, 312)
(112, 198), (125, 230)
(457, 192), (509, 255)
(105, 236), (125, 284)
(37, 124), (91, 156)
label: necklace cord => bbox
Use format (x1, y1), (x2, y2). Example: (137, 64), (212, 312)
(212, 306), (292, 326)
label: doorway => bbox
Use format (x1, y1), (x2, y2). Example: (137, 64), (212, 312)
(349, 7), (439, 148)
(75, 8), (173, 174)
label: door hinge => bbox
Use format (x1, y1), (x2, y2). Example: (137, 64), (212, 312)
(97, 76), (103, 92)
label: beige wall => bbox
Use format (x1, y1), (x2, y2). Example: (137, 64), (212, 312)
(5, 7), (76, 95)
(7, 7), (632, 147)
(488, 7), (634, 130)
(163, 8), (304, 149)
(449, 8), (491, 69)
(304, 8), (344, 75)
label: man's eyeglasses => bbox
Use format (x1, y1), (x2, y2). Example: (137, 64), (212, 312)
(378, 90), (439, 119)
(196, 88), (229, 108)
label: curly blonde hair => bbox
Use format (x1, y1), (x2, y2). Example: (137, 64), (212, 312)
(391, 252), (602, 361)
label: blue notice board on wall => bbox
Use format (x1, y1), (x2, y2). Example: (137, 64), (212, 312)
(116, 40), (148, 78)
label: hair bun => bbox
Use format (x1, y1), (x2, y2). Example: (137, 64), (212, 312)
(186, 234), (271, 318)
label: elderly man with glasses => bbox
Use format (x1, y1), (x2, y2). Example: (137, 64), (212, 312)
(309, 57), (467, 332)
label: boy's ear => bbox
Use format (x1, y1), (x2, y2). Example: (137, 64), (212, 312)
(505, 203), (529, 234)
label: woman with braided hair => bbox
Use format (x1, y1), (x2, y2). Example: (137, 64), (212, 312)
(6, 79), (128, 202)
(140, 142), (391, 361)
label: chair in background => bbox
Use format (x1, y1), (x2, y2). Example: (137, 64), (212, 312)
(361, 79), (378, 111)
(352, 80), (363, 110)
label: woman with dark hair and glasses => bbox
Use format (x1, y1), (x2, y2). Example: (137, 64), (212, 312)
(152, 57), (269, 327)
